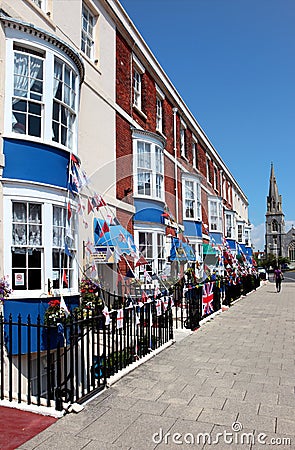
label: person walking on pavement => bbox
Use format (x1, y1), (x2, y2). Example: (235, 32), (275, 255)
(273, 266), (284, 292)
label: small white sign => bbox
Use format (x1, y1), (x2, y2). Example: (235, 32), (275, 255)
(15, 272), (24, 286)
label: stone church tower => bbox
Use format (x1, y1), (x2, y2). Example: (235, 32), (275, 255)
(265, 163), (285, 258)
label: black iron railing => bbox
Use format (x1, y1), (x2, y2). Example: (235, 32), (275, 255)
(0, 297), (173, 411)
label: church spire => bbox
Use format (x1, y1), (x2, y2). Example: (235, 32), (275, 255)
(267, 162), (282, 213)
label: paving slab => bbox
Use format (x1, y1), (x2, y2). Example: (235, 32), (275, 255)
(20, 282), (295, 449)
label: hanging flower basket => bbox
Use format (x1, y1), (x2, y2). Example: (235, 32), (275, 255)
(0, 276), (12, 305)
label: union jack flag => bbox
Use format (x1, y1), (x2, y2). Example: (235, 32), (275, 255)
(202, 282), (214, 316)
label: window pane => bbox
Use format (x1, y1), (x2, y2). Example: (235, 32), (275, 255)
(52, 121), (59, 142)
(13, 203), (27, 222)
(12, 249), (26, 267)
(28, 249), (41, 268)
(28, 102), (41, 115)
(29, 225), (42, 245)
(13, 224), (27, 245)
(28, 269), (41, 290)
(29, 204), (41, 223)
(13, 100), (27, 112)
(14, 76), (28, 98)
(28, 115), (41, 137)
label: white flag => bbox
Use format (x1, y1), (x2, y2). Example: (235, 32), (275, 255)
(60, 294), (69, 317)
(156, 299), (162, 316)
(117, 308), (124, 329)
(102, 306), (110, 326)
(135, 312), (140, 326)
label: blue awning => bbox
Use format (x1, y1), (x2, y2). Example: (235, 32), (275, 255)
(183, 221), (202, 238)
(134, 199), (164, 224)
(170, 237), (195, 261)
(94, 219), (136, 255)
(209, 232), (223, 246)
(226, 239), (237, 251)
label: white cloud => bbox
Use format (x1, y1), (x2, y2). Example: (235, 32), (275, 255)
(251, 223), (265, 252)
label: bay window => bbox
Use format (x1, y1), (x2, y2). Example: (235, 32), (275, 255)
(209, 197), (222, 232)
(52, 206), (76, 289)
(225, 212), (234, 238)
(12, 46), (44, 137)
(136, 230), (165, 279)
(9, 199), (77, 293)
(7, 39), (79, 151)
(237, 224), (244, 243)
(12, 202), (42, 290)
(134, 137), (164, 200)
(183, 177), (201, 221)
(52, 58), (76, 148)
(138, 232), (153, 278)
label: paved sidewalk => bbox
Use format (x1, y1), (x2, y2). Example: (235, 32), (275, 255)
(19, 281), (295, 449)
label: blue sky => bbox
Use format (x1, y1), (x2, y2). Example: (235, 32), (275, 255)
(120, 0), (295, 251)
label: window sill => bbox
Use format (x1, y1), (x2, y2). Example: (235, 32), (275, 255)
(133, 105), (147, 120)
(133, 193), (165, 204)
(80, 52), (102, 75)
(24, 0), (56, 30)
(184, 217), (202, 222)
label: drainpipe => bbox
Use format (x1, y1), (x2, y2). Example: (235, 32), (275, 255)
(173, 107), (178, 224)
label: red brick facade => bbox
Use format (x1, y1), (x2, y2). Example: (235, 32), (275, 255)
(115, 22), (249, 275)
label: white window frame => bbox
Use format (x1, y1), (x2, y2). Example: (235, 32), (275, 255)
(52, 206), (77, 290)
(206, 156), (211, 184)
(3, 186), (78, 298)
(52, 57), (77, 149)
(134, 227), (166, 279)
(213, 165), (218, 191)
(225, 211), (234, 238)
(133, 134), (164, 201)
(4, 32), (80, 153)
(237, 223), (244, 243)
(133, 55), (145, 112)
(11, 201), (43, 292)
(31, 0), (46, 10)
(192, 135), (198, 169)
(182, 176), (202, 221)
(81, 3), (96, 60)
(156, 84), (164, 133)
(244, 228), (250, 246)
(180, 120), (187, 158)
(208, 196), (223, 232)
(12, 45), (45, 138)
(156, 97), (163, 133)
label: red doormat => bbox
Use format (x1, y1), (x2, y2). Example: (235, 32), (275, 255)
(0, 406), (57, 449)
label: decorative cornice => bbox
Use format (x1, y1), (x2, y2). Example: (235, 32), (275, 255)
(131, 127), (166, 147)
(0, 14), (85, 84)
